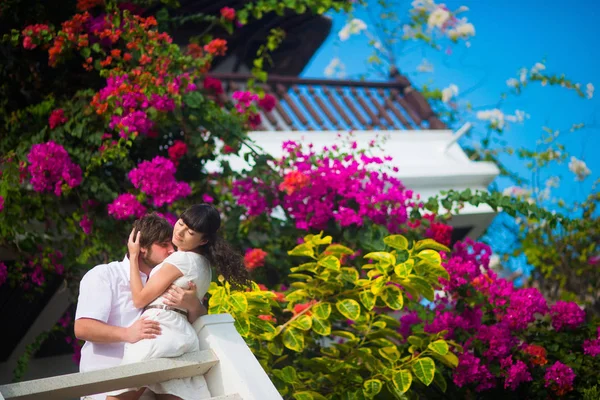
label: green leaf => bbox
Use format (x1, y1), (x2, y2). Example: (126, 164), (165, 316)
(312, 302), (332, 319)
(293, 392), (313, 400)
(418, 249), (442, 266)
(312, 317), (331, 336)
(433, 370), (447, 393)
(234, 317), (250, 337)
(291, 314), (312, 331)
(267, 340), (283, 356)
(364, 252), (396, 267)
(412, 357), (435, 386)
(394, 260), (413, 278)
(413, 238), (451, 253)
(282, 328), (304, 352)
(384, 235), (409, 250)
(428, 340), (449, 355)
(392, 370), (412, 394)
(377, 346), (400, 362)
(432, 351), (459, 368)
(359, 290), (376, 311)
(382, 285), (404, 310)
(229, 292), (248, 313)
(363, 379), (383, 397)
(288, 243), (315, 258)
(336, 299), (361, 320)
(318, 255), (341, 270)
(407, 276), (435, 301)
(281, 366), (298, 384)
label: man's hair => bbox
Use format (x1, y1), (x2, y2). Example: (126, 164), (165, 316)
(131, 213), (173, 249)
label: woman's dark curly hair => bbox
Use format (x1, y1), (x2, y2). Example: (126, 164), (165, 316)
(180, 203), (249, 289)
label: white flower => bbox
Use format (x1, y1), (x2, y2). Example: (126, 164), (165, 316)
(455, 21), (475, 37)
(545, 176), (560, 188)
(403, 24), (417, 39)
(441, 84), (459, 103)
(338, 18), (367, 41)
(503, 186), (533, 203)
(531, 62), (546, 74)
(506, 78), (520, 88)
(586, 83), (594, 99)
(519, 68), (528, 83)
(568, 156), (591, 181)
(324, 57), (346, 78)
(427, 7), (451, 29)
(477, 108), (506, 129)
(411, 0), (436, 12)
(417, 59), (434, 73)
(455, 5), (469, 13)
(505, 109), (528, 123)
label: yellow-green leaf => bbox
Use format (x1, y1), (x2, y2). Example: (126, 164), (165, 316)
(364, 252), (396, 267)
(394, 260), (414, 278)
(282, 327), (304, 352)
(310, 233), (332, 245)
(332, 330), (357, 341)
(359, 290), (376, 311)
(378, 346), (400, 362)
(288, 243), (315, 258)
(290, 262), (318, 273)
(293, 392), (313, 400)
(341, 267), (359, 283)
(412, 357), (435, 386)
(281, 366), (298, 383)
(414, 238), (450, 253)
(291, 314), (313, 331)
(407, 275), (435, 301)
(363, 379), (383, 397)
(371, 276), (387, 295)
(267, 340), (283, 356)
(312, 302), (332, 319)
(392, 370), (412, 393)
(432, 351), (459, 368)
(418, 249), (442, 266)
(318, 255), (341, 270)
(428, 340), (449, 355)
(336, 298), (361, 320)
(234, 316), (250, 337)
(324, 244), (355, 257)
(384, 235), (409, 250)
(382, 285), (404, 310)
(312, 317), (331, 336)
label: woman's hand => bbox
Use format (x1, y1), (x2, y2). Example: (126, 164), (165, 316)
(128, 228), (142, 262)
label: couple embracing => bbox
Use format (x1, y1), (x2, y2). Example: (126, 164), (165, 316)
(75, 204), (248, 400)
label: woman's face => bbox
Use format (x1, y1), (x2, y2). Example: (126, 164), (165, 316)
(173, 219), (207, 251)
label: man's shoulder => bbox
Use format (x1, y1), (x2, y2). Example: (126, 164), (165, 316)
(81, 259), (126, 282)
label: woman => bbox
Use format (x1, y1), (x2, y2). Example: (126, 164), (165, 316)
(107, 204), (249, 400)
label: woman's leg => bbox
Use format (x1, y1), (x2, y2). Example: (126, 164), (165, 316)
(107, 388), (146, 400)
(155, 395), (183, 400)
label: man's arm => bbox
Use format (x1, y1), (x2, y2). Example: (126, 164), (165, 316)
(163, 282), (207, 323)
(75, 317), (161, 343)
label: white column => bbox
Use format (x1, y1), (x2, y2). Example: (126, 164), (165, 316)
(194, 314), (282, 400)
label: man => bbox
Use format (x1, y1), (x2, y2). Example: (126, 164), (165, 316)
(74, 213), (206, 400)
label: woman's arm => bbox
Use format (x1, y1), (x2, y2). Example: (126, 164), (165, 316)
(128, 229), (183, 308)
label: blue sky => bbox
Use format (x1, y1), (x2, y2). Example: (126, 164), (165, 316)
(301, 0), (599, 208)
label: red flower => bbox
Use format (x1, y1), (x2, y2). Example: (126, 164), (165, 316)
(49, 109), (68, 129)
(220, 7), (236, 22)
(523, 344), (548, 366)
(244, 248), (267, 270)
(222, 144), (236, 154)
(271, 291), (286, 302)
(279, 171), (310, 195)
(258, 314), (276, 323)
(76, 0), (104, 11)
(247, 112), (261, 129)
(203, 77), (224, 95)
(293, 300), (317, 315)
(168, 140), (188, 161)
(187, 43), (203, 58)
(426, 222), (453, 246)
(204, 39), (227, 56)
(258, 94), (276, 112)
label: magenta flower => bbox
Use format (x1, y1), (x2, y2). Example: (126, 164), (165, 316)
(544, 361), (575, 396)
(0, 262), (7, 287)
(503, 360), (532, 390)
(128, 157), (191, 207)
(107, 193), (146, 220)
(550, 301), (585, 331)
(27, 141), (82, 196)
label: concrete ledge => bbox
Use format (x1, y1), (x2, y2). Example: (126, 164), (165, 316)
(0, 350), (218, 400)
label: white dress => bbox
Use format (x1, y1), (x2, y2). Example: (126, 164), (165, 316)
(111, 251), (212, 399)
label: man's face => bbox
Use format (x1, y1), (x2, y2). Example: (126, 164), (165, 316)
(141, 241), (175, 268)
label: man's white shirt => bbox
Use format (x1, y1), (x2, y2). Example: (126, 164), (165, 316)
(75, 256), (149, 398)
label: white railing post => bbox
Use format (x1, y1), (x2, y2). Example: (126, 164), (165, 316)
(194, 314), (282, 400)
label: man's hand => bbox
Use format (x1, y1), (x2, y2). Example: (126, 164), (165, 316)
(124, 316), (161, 343)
